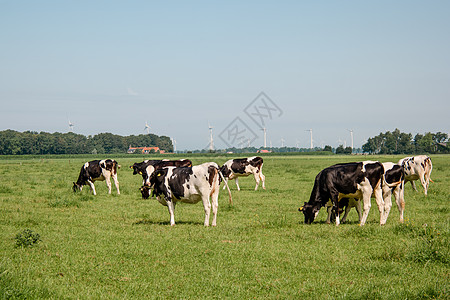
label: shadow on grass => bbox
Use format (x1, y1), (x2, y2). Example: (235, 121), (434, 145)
(133, 219), (203, 226)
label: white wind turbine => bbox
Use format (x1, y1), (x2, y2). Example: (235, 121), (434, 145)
(171, 138), (177, 153)
(144, 121), (150, 134)
(280, 137), (285, 147)
(208, 123), (214, 151)
(261, 127), (267, 148)
(347, 129), (354, 152)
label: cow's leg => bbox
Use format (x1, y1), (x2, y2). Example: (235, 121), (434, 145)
(111, 173), (120, 195)
(166, 199), (176, 226)
(359, 189), (372, 226)
(326, 205), (332, 224)
(340, 203), (352, 223)
(260, 170), (266, 190)
(394, 183), (405, 223)
(87, 180), (97, 195)
(382, 189), (393, 225)
(355, 200), (362, 223)
(253, 172), (260, 191)
(202, 194), (212, 227)
(330, 192), (340, 226)
(410, 180), (417, 192)
(211, 188), (219, 227)
(420, 174), (428, 196)
(235, 178), (241, 191)
(373, 187), (386, 225)
(103, 172), (112, 194)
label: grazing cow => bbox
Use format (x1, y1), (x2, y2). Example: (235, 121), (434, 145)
(220, 156), (265, 191)
(73, 159), (120, 195)
(131, 159), (192, 185)
(140, 162), (232, 226)
(299, 161), (385, 226)
(323, 162), (405, 224)
(398, 155), (433, 196)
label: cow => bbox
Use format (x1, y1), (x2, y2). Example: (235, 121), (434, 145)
(398, 155), (433, 196)
(323, 162), (405, 224)
(220, 156), (265, 191)
(299, 161), (385, 226)
(73, 159), (120, 195)
(140, 162), (232, 226)
(131, 159), (192, 185)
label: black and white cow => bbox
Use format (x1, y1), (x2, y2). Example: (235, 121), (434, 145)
(299, 161), (385, 226)
(140, 162), (231, 226)
(323, 162), (405, 224)
(398, 155), (433, 196)
(73, 159), (120, 195)
(220, 156), (265, 191)
(131, 159), (192, 185)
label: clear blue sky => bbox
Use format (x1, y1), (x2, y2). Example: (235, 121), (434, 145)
(1, 1), (449, 150)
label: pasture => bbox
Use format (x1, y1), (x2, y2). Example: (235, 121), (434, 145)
(0, 154), (448, 299)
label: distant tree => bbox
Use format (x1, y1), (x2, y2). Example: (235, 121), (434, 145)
(336, 145), (345, 154)
(323, 145), (332, 152)
(344, 146), (352, 154)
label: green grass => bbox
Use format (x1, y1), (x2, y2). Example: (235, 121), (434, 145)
(0, 155), (448, 299)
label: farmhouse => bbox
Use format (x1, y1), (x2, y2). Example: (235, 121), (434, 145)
(127, 146), (165, 154)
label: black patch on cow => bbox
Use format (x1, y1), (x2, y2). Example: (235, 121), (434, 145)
(75, 160), (103, 186)
(207, 165), (217, 186)
(219, 165), (231, 178)
(384, 165), (404, 185)
(249, 156), (263, 170)
(363, 162), (384, 190)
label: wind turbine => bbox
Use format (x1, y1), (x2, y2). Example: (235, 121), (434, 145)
(208, 123), (214, 151)
(280, 137), (285, 147)
(306, 129), (313, 149)
(171, 138), (177, 153)
(68, 120), (74, 132)
(144, 121), (150, 134)
(261, 127), (267, 148)
(347, 129), (354, 152)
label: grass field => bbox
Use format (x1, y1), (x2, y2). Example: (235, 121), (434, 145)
(0, 154), (448, 299)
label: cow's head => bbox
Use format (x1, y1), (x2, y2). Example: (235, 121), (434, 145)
(149, 168), (169, 195)
(130, 163), (143, 175)
(72, 182), (82, 193)
(140, 185), (151, 199)
(298, 202), (320, 224)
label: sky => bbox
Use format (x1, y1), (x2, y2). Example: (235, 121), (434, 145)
(1, 0), (449, 150)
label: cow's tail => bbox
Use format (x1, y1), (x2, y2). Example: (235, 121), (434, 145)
(217, 168), (233, 205)
(382, 175), (403, 189)
(425, 157), (433, 183)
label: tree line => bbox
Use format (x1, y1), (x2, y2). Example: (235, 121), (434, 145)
(361, 129), (448, 154)
(0, 130), (173, 155)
